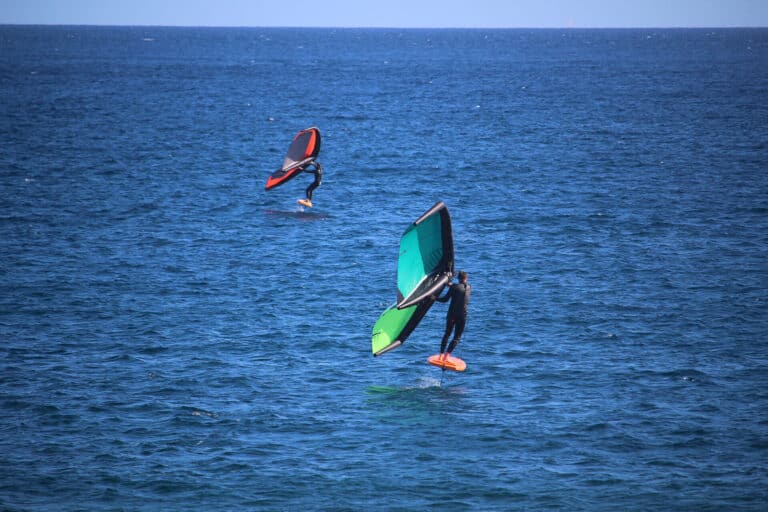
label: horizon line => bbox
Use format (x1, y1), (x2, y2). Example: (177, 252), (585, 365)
(2, 23), (767, 30)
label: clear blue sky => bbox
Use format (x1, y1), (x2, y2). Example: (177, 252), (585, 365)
(2, 0), (767, 28)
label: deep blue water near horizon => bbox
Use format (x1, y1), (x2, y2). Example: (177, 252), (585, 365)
(1, 25), (767, 511)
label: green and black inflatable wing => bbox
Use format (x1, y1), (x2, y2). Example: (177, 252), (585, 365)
(371, 201), (455, 356)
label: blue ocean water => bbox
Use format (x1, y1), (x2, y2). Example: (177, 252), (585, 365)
(1, 25), (767, 510)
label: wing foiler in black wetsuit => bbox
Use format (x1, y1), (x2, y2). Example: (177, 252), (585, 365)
(436, 280), (471, 354)
(304, 162), (322, 201)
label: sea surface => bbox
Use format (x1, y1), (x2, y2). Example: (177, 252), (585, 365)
(1, 26), (767, 511)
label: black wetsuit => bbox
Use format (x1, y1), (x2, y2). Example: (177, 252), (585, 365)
(304, 162), (323, 201)
(436, 280), (471, 354)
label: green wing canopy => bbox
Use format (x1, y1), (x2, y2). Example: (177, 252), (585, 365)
(371, 201), (454, 357)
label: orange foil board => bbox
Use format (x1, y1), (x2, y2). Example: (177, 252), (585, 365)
(427, 354), (466, 372)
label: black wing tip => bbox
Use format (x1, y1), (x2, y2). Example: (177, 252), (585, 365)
(413, 201), (448, 226)
(373, 340), (403, 357)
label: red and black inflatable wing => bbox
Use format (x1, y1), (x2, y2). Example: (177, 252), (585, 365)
(265, 127), (322, 190)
